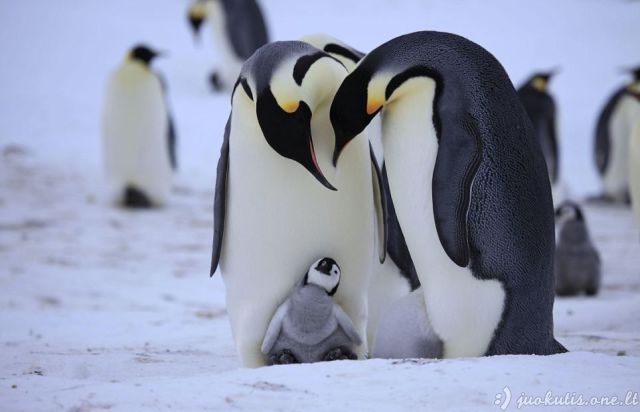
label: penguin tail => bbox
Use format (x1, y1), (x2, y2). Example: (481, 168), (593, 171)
(122, 186), (153, 208)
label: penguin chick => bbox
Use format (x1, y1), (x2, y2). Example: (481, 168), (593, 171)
(102, 44), (175, 208)
(261, 258), (362, 365)
(373, 287), (442, 359)
(554, 201), (601, 296)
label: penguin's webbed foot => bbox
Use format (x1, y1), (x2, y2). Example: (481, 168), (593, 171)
(323, 346), (357, 361)
(268, 349), (299, 365)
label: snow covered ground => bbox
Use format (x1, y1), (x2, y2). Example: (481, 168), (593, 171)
(1, 0), (640, 410)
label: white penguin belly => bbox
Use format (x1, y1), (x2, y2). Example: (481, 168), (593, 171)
(629, 109), (640, 225)
(382, 77), (505, 358)
(220, 99), (375, 367)
(603, 96), (636, 197)
(102, 65), (171, 205)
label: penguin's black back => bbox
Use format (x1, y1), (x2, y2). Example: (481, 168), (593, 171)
(222, 0), (268, 60)
(594, 87), (627, 175)
(517, 84), (558, 183)
(360, 31), (561, 354)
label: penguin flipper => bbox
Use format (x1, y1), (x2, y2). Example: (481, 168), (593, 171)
(210, 116), (231, 276)
(370, 143), (388, 263)
(594, 87), (626, 176)
(261, 300), (290, 354)
(333, 304), (362, 346)
(167, 112), (177, 170)
(432, 112), (482, 268)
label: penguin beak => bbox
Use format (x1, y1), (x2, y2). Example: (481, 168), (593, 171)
(257, 88), (337, 191)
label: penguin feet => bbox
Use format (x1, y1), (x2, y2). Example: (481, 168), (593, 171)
(323, 346), (357, 362)
(209, 71), (224, 92)
(268, 349), (299, 365)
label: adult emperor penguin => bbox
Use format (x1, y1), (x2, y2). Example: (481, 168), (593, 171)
(331, 31), (566, 357)
(188, 0), (269, 92)
(102, 44), (176, 208)
(628, 91), (640, 227)
(554, 201), (601, 296)
(593, 66), (640, 204)
(300, 34), (421, 349)
(517, 71), (565, 207)
(210, 41), (385, 367)
(261, 258), (362, 364)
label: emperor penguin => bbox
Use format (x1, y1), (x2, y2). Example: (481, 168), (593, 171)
(627, 91), (640, 227)
(592, 66), (640, 204)
(210, 41), (386, 367)
(102, 44), (176, 208)
(187, 0), (269, 92)
(300, 34), (421, 349)
(554, 201), (601, 296)
(330, 31), (566, 357)
(261, 258), (362, 365)
(517, 71), (565, 207)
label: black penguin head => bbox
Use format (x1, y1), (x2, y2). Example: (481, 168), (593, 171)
(187, 1), (207, 40)
(525, 70), (558, 93)
(234, 41), (349, 191)
(299, 34), (365, 72)
(128, 45), (162, 66)
(304, 257), (341, 295)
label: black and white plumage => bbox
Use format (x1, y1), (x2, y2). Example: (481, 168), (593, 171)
(627, 91), (640, 227)
(102, 45), (176, 208)
(210, 41), (385, 367)
(592, 66), (640, 204)
(188, 0), (268, 92)
(331, 31), (566, 357)
(261, 258), (362, 365)
(517, 72), (564, 206)
(300, 34), (421, 349)
(554, 201), (601, 296)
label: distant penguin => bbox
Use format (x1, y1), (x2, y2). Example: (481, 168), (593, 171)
(331, 31), (566, 357)
(210, 41), (385, 367)
(627, 91), (640, 226)
(102, 44), (176, 208)
(554, 201), (601, 296)
(592, 66), (640, 204)
(187, 0), (268, 92)
(300, 34), (421, 349)
(373, 287), (442, 359)
(261, 258), (362, 364)
(517, 71), (565, 206)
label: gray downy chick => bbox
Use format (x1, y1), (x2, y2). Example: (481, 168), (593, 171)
(373, 287), (443, 359)
(261, 258), (362, 365)
(555, 201), (601, 296)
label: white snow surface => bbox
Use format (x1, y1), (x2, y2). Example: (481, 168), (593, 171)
(1, 0), (640, 410)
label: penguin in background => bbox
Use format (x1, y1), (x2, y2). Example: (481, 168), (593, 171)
(187, 0), (268, 92)
(627, 91), (640, 227)
(592, 66), (640, 204)
(210, 41), (386, 367)
(261, 258), (362, 365)
(554, 201), (601, 296)
(517, 71), (566, 207)
(300, 34), (421, 350)
(331, 31), (566, 357)
(102, 44), (176, 208)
